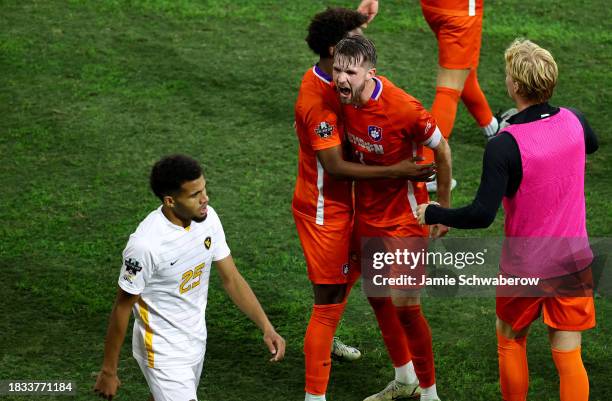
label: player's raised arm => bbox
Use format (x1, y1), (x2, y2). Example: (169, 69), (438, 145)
(93, 288), (140, 400)
(214, 255), (286, 362)
(357, 0), (378, 24)
(317, 145), (436, 180)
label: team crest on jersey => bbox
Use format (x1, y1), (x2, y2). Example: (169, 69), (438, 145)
(368, 125), (383, 142)
(204, 236), (212, 250)
(315, 122), (334, 138)
(342, 263), (350, 276)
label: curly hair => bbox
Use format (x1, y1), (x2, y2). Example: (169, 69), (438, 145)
(306, 7), (368, 58)
(150, 154), (203, 200)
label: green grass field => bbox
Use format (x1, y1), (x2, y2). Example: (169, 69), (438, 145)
(1, 0), (610, 400)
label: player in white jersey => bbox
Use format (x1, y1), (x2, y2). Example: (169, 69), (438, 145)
(93, 154), (285, 401)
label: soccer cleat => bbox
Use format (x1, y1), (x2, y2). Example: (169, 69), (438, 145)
(426, 178), (457, 193)
(363, 380), (421, 401)
(485, 108), (519, 140)
(331, 337), (361, 361)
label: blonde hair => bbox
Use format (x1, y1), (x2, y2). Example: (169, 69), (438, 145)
(505, 39), (558, 103)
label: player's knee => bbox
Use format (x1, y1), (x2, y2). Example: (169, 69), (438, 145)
(313, 283), (347, 305)
(437, 66), (471, 90)
(548, 328), (581, 351)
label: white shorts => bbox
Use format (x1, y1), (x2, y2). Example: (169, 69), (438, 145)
(136, 357), (205, 401)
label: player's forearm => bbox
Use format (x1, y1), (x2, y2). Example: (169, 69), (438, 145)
(100, 298), (135, 374)
(326, 158), (400, 180)
(433, 140), (452, 207)
(223, 274), (274, 333)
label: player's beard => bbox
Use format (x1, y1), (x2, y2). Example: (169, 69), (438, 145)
(192, 214), (207, 223)
(338, 81), (365, 105)
(351, 81), (366, 104)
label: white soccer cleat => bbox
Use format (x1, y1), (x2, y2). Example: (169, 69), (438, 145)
(363, 380), (421, 401)
(485, 107), (519, 140)
(331, 337), (361, 361)
(426, 178), (457, 193)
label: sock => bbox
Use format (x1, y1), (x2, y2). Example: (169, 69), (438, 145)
(395, 305), (436, 388)
(461, 69), (494, 127)
(431, 86), (461, 139)
(368, 297), (412, 369)
(304, 302), (346, 396)
(305, 393), (326, 401)
(395, 361), (418, 385)
(552, 347), (589, 401)
(420, 383), (439, 400)
(423, 86), (461, 164)
(497, 331), (529, 401)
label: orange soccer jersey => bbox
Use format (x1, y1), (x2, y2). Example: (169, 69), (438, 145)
(292, 65), (352, 225)
(293, 65), (353, 284)
(342, 76), (438, 228)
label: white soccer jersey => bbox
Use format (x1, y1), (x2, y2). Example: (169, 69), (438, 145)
(118, 205), (231, 368)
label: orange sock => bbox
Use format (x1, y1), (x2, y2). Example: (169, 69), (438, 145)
(368, 297), (412, 367)
(424, 86), (460, 164)
(431, 86), (461, 139)
(461, 69), (493, 127)
(497, 331), (529, 401)
(304, 302), (346, 395)
(552, 347), (589, 401)
(395, 305), (436, 388)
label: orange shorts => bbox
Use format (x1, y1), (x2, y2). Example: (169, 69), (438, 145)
(293, 212), (352, 284)
(422, 8), (483, 69)
(496, 296), (596, 332)
(351, 220), (429, 293)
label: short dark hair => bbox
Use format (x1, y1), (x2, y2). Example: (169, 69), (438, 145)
(306, 7), (367, 58)
(334, 35), (377, 68)
(150, 154), (203, 200)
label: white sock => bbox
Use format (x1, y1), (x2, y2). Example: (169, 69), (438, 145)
(395, 361), (418, 384)
(420, 383), (439, 400)
(482, 117), (499, 138)
(305, 393), (326, 401)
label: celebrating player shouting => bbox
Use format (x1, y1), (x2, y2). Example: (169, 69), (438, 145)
(333, 35), (451, 401)
(94, 155), (285, 401)
(417, 39), (599, 401)
(358, 0), (504, 191)
(294, 8), (436, 401)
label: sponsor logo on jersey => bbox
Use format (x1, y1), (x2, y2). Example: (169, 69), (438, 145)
(368, 125), (383, 142)
(125, 258), (142, 275)
(424, 120), (433, 136)
(122, 258), (142, 284)
(347, 132), (385, 154)
(315, 121), (334, 138)
(204, 236), (212, 250)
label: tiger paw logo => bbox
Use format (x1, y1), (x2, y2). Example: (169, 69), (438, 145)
(315, 122), (334, 138)
(204, 236), (212, 250)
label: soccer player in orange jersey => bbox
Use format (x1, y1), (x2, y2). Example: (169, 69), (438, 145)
(295, 9), (437, 401)
(358, 0), (503, 191)
(333, 35), (451, 401)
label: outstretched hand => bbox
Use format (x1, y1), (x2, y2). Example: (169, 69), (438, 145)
(263, 328), (286, 362)
(357, 0), (379, 25)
